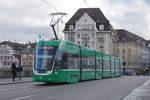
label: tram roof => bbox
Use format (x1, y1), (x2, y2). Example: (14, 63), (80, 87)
(37, 40), (121, 60)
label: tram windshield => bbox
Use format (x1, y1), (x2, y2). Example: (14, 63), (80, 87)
(35, 45), (57, 73)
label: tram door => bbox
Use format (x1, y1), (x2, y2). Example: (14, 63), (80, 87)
(95, 52), (103, 79)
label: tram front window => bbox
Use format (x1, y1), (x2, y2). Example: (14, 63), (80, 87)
(35, 46), (57, 73)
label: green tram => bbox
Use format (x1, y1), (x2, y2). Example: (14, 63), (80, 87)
(33, 40), (123, 83)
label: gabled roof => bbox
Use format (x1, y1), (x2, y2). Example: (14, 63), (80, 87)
(145, 40), (150, 44)
(23, 42), (37, 49)
(64, 8), (114, 32)
(116, 29), (144, 41)
(0, 41), (23, 51)
(22, 42), (37, 53)
(0, 41), (37, 51)
(145, 40), (150, 42)
(67, 8), (109, 24)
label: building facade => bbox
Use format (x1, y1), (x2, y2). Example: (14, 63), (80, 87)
(64, 8), (118, 56)
(0, 60), (2, 68)
(21, 42), (36, 71)
(141, 41), (150, 70)
(116, 29), (144, 74)
(0, 41), (22, 68)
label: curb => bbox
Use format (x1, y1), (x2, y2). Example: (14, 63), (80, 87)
(0, 80), (34, 85)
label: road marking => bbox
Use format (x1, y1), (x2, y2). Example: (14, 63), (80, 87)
(0, 86), (29, 92)
(0, 88), (31, 95)
(123, 79), (150, 100)
(11, 95), (36, 100)
(45, 96), (55, 100)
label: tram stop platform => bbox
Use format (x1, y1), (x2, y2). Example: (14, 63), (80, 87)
(0, 77), (33, 85)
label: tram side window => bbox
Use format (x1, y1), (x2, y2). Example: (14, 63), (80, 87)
(103, 59), (108, 70)
(55, 52), (80, 69)
(82, 56), (94, 70)
(116, 63), (118, 71)
(119, 61), (121, 71)
(103, 58), (110, 70)
(96, 58), (102, 70)
(54, 52), (61, 69)
(117, 62), (119, 71)
(89, 57), (95, 69)
(103, 59), (106, 70)
(82, 56), (88, 69)
(111, 59), (114, 71)
(117, 61), (120, 71)
(74, 54), (80, 69)
(54, 52), (68, 69)
(67, 53), (74, 69)
(119, 60), (122, 71)
(106, 59), (110, 70)
(67, 53), (80, 69)
(61, 53), (68, 69)
(115, 60), (119, 71)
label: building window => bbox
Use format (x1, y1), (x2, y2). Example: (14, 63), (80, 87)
(122, 49), (125, 53)
(11, 56), (13, 59)
(77, 24), (94, 31)
(68, 33), (75, 40)
(23, 54), (26, 59)
(128, 49), (131, 53)
(99, 41), (104, 47)
(69, 25), (74, 30)
(77, 41), (80, 45)
(128, 62), (130, 66)
(122, 43), (126, 48)
(123, 55), (125, 60)
(99, 25), (104, 30)
(82, 41), (88, 47)
(0, 50), (3, 53)
(84, 19), (87, 23)
(77, 34), (80, 38)
(29, 62), (32, 65)
(29, 54), (32, 59)
(4, 45), (7, 49)
(123, 62), (126, 66)
(8, 56), (10, 60)
(117, 43), (119, 47)
(117, 49), (119, 53)
(82, 33), (89, 40)
(91, 41), (95, 47)
(92, 33), (95, 39)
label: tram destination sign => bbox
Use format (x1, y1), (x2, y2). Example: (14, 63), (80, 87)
(38, 46), (54, 50)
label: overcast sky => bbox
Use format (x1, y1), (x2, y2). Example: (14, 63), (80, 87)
(0, 0), (150, 43)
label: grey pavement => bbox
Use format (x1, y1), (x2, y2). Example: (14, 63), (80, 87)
(0, 77), (33, 85)
(124, 77), (150, 100)
(0, 76), (150, 100)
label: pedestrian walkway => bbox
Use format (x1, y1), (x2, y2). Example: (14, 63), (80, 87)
(123, 79), (150, 100)
(0, 77), (33, 85)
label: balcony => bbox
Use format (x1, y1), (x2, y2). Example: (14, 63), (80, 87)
(97, 37), (105, 42)
(68, 38), (75, 42)
(99, 46), (104, 48)
(68, 37), (75, 40)
(82, 37), (90, 41)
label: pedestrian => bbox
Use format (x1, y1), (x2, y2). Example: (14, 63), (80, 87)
(11, 62), (17, 82)
(17, 65), (23, 80)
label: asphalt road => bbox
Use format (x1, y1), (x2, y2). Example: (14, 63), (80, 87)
(0, 76), (149, 100)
